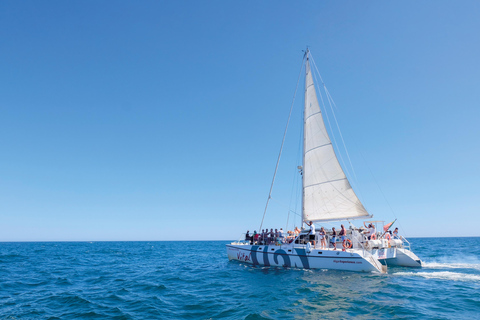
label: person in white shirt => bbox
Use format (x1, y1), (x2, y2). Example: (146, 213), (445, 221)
(364, 222), (376, 240)
(307, 221), (316, 247)
(279, 228), (284, 243)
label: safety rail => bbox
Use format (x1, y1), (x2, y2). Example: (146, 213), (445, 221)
(233, 230), (410, 252)
(400, 236), (411, 250)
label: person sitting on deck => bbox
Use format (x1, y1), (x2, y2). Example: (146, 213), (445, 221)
(294, 226), (301, 236)
(253, 230), (258, 244)
(393, 227), (399, 239)
(340, 224), (347, 251)
(286, 230), (295, 242)
(384, 230), (392, 241)
(331, 227), (337, 250)
(245, 230), (251, 243)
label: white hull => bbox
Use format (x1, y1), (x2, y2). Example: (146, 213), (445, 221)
(382, 248), (422, 267)
(226, 244), (385, 273)
(370, 247), (422, 267)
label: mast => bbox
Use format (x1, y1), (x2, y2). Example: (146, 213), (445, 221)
(302, 49), (309, 224)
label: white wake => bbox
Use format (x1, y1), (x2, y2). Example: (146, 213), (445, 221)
(394, 271), (480, 282)
(422, 261), (480, 271)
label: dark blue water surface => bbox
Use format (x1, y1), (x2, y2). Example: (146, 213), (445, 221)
(0, 238), (479, 319)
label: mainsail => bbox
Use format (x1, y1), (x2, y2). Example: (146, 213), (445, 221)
(302, 54), (370, 222)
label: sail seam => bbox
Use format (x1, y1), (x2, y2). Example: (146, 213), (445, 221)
(304, 178), (347, 188)
(305, 111), (321, 122)
(305, 143), (332, 154)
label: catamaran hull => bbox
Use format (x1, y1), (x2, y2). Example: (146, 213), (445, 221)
(373, 247), (422, 267)
(381, 248), (422, 267)
(226, 244), (384, 273)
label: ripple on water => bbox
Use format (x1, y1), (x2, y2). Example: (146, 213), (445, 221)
(0, 239), (479, 319)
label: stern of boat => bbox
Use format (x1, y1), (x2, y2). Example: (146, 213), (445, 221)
(394, 248), (422, 267)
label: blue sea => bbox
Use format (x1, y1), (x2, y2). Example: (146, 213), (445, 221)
(0, 238), (479, 319)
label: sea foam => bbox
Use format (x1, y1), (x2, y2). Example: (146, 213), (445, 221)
(394, 271), (480, 282)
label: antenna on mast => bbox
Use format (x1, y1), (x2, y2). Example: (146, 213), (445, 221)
(303, 46), (310, 59)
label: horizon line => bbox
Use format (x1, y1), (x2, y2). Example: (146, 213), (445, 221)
(1, 235), (479, 243)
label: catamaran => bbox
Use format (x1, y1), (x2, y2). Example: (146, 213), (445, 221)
(226, 50), (421, 273)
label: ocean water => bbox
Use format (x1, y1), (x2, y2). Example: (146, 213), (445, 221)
(0, 238), (479, 319)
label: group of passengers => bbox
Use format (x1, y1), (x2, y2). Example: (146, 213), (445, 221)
(307, 221), (348, 251)
(245, 222), (401, 250)
(245, 228), (286, 245)
(363, 222), (400, 241)
(245, 226), (306, 245)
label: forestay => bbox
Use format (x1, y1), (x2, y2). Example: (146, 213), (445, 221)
(302, 56), (370, 222)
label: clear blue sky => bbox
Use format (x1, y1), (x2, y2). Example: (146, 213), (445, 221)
(1, 1), (479, 241)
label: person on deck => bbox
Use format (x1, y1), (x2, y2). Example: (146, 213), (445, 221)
(269, 228), (275, 244)
(261, 229), (266, 245)
(245, 231), (251, 243)
(384, 230), (392, 241)
(279, 228), (284, 243)
(393, 228), (399, 239)
(253, 230), (258, 244)
(331, 227), (337, 250)
(294, 226), (301, 236)
(370, 224), (376, 240)
(364, 222), (376, 240)
(319, 227), (326, 249)
(307, 221), (316, 247)
(340, 225), (347, 251)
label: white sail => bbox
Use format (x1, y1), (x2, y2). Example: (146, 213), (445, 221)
(303, 55), (370, 222)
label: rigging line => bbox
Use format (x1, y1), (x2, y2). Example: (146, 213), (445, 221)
(355, 148), (408, 235)
(310, 62), (354, 182)
(325, 88), (358, 182)
(309, 54), (338, 112)
(309, 55), (369, 212)
(320, 91), (407, 230)
(259, 53), (306, 232)
(311, 56), (400, 233)
(310, 55), (359, 183)
(270, 196), (298, 215)
(268, 197), (302, 223)
(286, 111), (304, 232)
(292, 211), (302, 218)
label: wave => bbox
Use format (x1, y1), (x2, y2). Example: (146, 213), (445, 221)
(394, 271), (480, 282)
(421, 254), (480, 271)
(423, 261), (480, 271)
